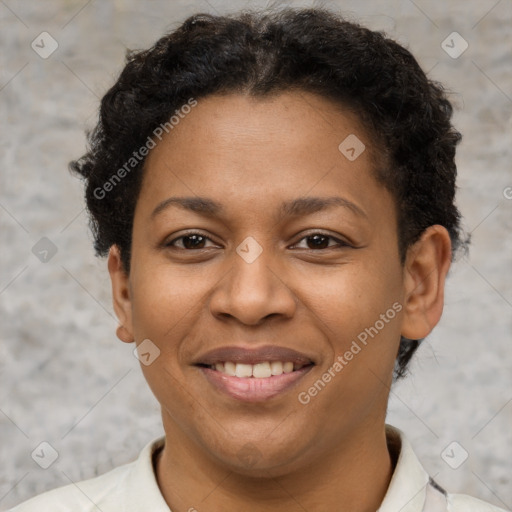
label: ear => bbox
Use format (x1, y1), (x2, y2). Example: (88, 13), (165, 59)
(401, 225), (452, 340)
(107, 245), (134, 343)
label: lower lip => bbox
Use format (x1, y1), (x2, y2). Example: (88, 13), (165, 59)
(198, 366), (314, 402)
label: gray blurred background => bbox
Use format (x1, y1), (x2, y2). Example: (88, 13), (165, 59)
(0, 0), (511, 509)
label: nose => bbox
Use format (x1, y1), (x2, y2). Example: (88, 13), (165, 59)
(209, 247), (297, 326)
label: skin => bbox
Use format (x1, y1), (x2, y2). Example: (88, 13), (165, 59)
(108, 91), (452, 512)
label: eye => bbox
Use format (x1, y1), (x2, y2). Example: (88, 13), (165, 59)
(164, 231), (350, 251)
(166, 231), (218, 250)
(291, 232), (350, 250)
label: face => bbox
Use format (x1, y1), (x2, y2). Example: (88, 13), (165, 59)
(109, 91), (449, 477)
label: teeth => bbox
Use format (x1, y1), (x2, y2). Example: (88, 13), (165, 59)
(253, 362), (272, 378)
(270, 361), (283, 375)
(211, 361), (301, 378)
(224, 361), (236, 376)
(283, 362), (294, 373)
(235, 363), (253, 378)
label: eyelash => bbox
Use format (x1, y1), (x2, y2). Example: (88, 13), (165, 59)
(165, 231), (350, 251)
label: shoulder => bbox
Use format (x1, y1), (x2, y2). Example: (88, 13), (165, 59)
(7, 437), (168, 512)
(6, 462), (133, 512)
(381, 425), (508, 512)
(448, 493), (509, 512)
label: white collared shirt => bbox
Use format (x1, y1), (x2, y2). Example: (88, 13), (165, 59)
(8, 425), (507, 511)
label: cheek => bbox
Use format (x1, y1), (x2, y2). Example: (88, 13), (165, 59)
(311, 262), (403, 406)
(129, 261), (208, 340)
(129, 263), (202, 409)
(296, 259), (403, 423)
(303, 258), (403, 343)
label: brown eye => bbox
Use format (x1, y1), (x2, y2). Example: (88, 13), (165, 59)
(292, 233), (349, 250)
(305, 234), (330, 249)
(181, 234), (206, 249)
(167, 232), (215, 250)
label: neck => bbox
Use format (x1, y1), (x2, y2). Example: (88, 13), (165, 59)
(155, 418), (394, 512)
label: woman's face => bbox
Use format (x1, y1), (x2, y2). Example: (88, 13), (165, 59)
(114, 91), (408, 474)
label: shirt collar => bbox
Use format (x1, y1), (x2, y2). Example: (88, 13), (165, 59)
(124, 425), (431, 512)
(123, 436), (170, 511)
(378, 424), (431, 512)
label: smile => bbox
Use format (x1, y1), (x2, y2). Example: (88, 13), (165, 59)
(194, 344), (315, 402)
(196, 361), (314, 402)
(201, 360), (310, 378)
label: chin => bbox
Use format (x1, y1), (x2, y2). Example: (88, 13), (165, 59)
(207, 435), (309, 478)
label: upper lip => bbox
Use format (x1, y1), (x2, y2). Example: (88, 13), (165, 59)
(195, 345), (315, 366)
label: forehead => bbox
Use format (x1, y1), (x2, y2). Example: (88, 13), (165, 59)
(137, 91), (391, 222)
(145, 91), (378, 166)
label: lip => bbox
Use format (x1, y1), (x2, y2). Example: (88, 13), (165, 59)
(198, 364), (314, 402)
(194, 345), (315, 366)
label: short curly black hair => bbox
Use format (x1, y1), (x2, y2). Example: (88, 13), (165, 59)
(70, 7), (464, 380)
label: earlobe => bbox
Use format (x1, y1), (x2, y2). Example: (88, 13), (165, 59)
(116, 325), (134, 343)
(107, 245), (134, 344)
(400, 225), (452, 341)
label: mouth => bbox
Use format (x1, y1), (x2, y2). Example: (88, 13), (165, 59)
(194, 346), (315, 402)
(198, 359), (312, 376)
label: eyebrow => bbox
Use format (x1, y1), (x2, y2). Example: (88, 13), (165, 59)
(151, 195), (367, 220)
